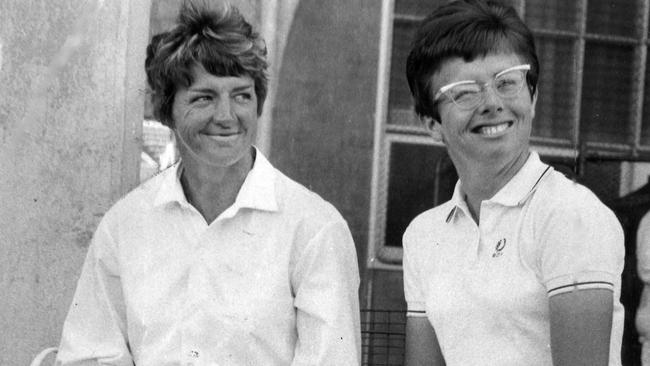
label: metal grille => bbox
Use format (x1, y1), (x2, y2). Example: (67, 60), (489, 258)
(361, 309), (406, 366)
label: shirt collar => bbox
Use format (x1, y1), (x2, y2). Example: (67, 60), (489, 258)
(233, 148), (278, 212)
(445, 151), (552, 223)
(153, 147), (278, 213)
(152, 161), (187, 207)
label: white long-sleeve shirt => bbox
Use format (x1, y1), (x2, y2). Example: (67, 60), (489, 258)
(56, 151), (361, 366)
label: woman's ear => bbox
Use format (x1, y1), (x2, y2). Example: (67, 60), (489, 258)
(530, 89), (538, 120)
(420, 115), (436, 131)
(420, 115), (444, 142)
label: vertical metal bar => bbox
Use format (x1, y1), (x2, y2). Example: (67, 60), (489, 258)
(632, 0), (649, 153)
(573, 0), (588, 174)
(366, 0), (395, 299)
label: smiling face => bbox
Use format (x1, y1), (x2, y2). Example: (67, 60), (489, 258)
(431, 52), (537, 172)
(172, 65), (258, 169)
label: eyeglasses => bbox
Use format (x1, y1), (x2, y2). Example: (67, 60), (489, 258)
(434, 64), (531, 110)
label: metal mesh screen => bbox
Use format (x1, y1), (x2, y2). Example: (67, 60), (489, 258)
(581, 42), (636, 145)
(361, 309), (406, 366)
(525, 0), (579, 32)
(586, 0), (639, 37)
(532, 36), (576, 141)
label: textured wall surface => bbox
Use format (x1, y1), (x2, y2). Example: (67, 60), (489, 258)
(0, 1), (149, 364)
(271, 0), (382, 304)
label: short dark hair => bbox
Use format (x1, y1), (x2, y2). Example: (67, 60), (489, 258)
(406, 0), (539, 121)
(145, 0), (268, 128)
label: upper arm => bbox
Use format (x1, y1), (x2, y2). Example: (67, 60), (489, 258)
(405, 317), (445, 366)
(549, 288), (613, 366)
(637, 212), (650, 282)
(291, 219), (361, 365)
(534, 191), (622, 366)
(56, 220), (133, 365)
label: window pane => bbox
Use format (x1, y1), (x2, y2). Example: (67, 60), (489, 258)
(641, 47), (650, 145)
(394, 0), (444, 17)
(525, 0), (579, 32)
(587, 0), (639, 37)
(533, 36), (576, 140)
(388, 20), (418, 125)
(384, 142), (457, 247)
(580, 42), (635, 144)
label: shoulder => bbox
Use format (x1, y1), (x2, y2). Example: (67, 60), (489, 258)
(533, 170), (617, 222)
(101, 167), (169, 225)
(273, 169), (347, 227)
(403, 200), (455, 248)
(529, 170), (622, 242)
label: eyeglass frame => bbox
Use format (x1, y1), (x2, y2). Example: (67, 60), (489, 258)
(433, 64), (531, 110)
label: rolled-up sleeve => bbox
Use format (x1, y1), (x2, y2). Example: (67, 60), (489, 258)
(56, 219), (133, 366)
(291, 220), (361, 366)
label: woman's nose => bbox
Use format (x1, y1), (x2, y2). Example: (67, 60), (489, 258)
(212, 98), (235, 121)
(477, 85), (504, 114)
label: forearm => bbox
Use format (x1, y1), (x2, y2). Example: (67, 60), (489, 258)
(404, 317), (445, 366)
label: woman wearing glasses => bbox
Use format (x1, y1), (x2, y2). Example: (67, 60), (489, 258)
(402, 1), (624, 365)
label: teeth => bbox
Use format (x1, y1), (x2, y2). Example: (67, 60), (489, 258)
(206, 134), (239, 141)
(477, 122), (509, 135)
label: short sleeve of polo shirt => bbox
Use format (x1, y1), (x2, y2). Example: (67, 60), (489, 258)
(536, 190), (624, 297)
(403, 224), (427, 318)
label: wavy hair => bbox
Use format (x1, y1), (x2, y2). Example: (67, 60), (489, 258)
(145, 0), (268, 127)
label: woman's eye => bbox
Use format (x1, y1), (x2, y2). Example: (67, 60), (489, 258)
(191, 95), (212, 104)
(234, 93), (252, 103)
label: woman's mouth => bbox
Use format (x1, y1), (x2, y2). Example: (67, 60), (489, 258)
(472, 121), (513, 136)
(203, 132), (240, 142)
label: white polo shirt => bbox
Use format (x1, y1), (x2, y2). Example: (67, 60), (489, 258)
(403, 151), (624, 366)
(56, 150), (361, 366)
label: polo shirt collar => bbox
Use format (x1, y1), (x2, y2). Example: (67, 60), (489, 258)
(489, 151), (551, 206)
(446, 181), (471, 223)
(445, 151), (552, 223)
(153, 147), (278, 213)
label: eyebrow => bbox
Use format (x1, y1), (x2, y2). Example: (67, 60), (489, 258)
(188, 84), (254, 94)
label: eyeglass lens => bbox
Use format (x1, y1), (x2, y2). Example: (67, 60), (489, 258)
(448, 69), (526, 109)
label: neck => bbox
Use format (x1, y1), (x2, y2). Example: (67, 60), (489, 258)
(180, 150), (254, 223)
(455, 150), (529, 223)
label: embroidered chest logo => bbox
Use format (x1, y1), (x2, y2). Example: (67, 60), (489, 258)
(492, 238), (507, 258)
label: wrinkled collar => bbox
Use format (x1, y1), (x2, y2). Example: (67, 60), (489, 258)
(446, 151), (551, 223)
(153, 148), (278, 213)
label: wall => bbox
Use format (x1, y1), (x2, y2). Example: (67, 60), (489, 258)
(271, 0), (382, 304)
(0, 1), (149, 364)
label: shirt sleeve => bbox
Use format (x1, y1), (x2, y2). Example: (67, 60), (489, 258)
(638, 212), (650, 283)
(537, 196), (624, 297)
(290, 219), (361, 366)
(403, 227), (427, 318)
(55, 218), (134, 366)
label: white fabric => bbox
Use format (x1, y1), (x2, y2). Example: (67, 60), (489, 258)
(637, 212), (650, 366)
(403, 151), (624, 366)
(56, 150), (361, 366)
